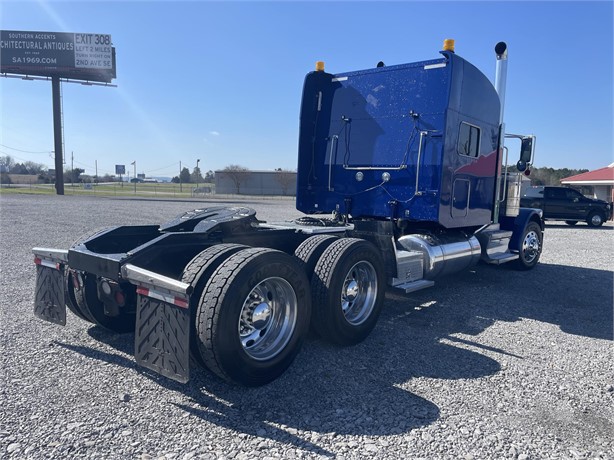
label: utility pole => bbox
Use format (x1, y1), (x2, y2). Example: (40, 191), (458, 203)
(95, 160), (98, 184)
(196, 158), (200, 191)
(179, 161), (182, 193)
(71, 151), (74, 187)
(131, 161), (136, 193)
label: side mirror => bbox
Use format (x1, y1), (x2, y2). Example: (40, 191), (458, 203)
(520, 136), (535, 165)
(506, 133), (536, 172)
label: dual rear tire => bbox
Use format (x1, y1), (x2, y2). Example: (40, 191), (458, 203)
(185, 237), (385, 385)
(296, 237), (386, 346)
(185, 247), (311, 386)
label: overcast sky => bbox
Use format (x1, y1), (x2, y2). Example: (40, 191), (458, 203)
(1, 1), (612, 178)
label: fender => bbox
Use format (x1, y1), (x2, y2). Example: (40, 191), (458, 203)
(500, 208), (544, 252)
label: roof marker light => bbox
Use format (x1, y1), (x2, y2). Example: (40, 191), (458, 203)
(443, 39), (455, 52)
(315, 61), (325, 72)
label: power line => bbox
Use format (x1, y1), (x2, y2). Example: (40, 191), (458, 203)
(72, 159), (96, 170)
(0, 151), (48, 164)
(0, 144), (53, 154)
(143, 161), (180, 174)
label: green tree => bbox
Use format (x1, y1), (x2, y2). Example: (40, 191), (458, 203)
(23, 161), (47, 175)
(11, 163), (28, 174)
(525, 166), (590, 186)
(179, 167), (191, 183)
(64, 168), (85, 183)
(0, 155), (15, 172)
(100, 174), (117, 182)
(191, 167), (203, 183)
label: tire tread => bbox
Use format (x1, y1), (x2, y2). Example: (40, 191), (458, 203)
(311, 238), (384, 345)
(196, 248), (275, 382)
(181, 244), (247, 366)
(294, 235), (338, 277)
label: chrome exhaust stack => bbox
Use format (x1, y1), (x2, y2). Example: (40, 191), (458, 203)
(494, 41), (508, 124)
(493, 41), (509, 223)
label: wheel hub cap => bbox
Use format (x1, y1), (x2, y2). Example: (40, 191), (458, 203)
(238, 277), (298, 361)
(251, 302), (271, 330)
(340, 261), (377, 326)
(345, 280), (359, 302)
(522, 231), (540, 262)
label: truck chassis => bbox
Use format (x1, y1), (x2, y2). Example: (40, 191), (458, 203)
(33, 205), (542, 386)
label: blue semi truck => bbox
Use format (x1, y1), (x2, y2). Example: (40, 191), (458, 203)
(33, 40), (542, 386)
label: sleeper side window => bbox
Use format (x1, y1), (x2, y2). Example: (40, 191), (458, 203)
(458, 122), (481, 158)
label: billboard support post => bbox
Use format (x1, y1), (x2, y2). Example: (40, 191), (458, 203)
(51, 76), (65, 195)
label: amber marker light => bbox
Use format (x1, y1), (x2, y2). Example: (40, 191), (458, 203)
(443, 39), (455, 52)
(315, 61), (325, 72)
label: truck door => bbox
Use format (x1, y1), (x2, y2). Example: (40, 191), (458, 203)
(451, 179), (470, 217)
(565, 188), (590, 218)
(544, 187), (569, 218)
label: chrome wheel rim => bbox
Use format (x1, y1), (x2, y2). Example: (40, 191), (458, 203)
(340, 261), (378, 325)
(522, 230), (540, 263)
(591, 214), (602, 226)
(238, 277), (297, 361)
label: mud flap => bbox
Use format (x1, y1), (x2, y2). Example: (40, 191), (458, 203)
(134, 293), (190, 383)
(33, 249), (69, 326)
(122, 264), (193, 384)
(34, 265), (67, 326)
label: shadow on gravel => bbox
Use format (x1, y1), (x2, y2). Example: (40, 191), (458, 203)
(55, 261), (612, 456)
(393, 261), (613, 342)
(485, 262), (613, 340)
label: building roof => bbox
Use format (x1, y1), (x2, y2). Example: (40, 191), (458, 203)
(561, 163), (614, 185)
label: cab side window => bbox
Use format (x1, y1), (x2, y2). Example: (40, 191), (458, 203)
(565, 189), (583, 201)
(458, 122), (481, 158)
(546, 188), (566, 200)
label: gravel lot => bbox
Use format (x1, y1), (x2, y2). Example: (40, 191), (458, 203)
(1, 193), (613, 460)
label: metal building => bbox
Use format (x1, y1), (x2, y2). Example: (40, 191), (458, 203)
(215, 170), (297, 196)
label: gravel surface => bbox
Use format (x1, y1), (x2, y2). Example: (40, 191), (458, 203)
(1, 193), (612, 459)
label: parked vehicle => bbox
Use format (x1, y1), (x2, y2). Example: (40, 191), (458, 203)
(520, 186), (611, 227)
(33, 40), (543, 386)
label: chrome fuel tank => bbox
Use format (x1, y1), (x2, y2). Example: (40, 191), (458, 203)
(397, 233), (481, 280)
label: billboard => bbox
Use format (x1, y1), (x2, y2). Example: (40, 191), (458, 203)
(0, 30), (116, 83)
